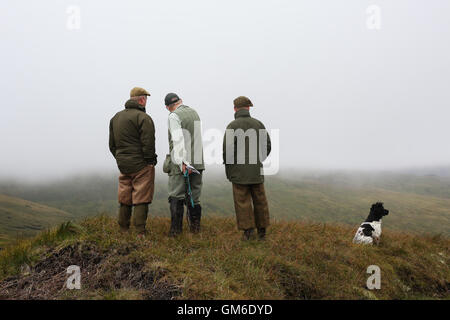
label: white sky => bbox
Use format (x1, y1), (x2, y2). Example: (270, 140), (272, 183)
(0, 0), (449, 179)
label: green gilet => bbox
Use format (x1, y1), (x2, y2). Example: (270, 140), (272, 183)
(168, 105), (205, 171)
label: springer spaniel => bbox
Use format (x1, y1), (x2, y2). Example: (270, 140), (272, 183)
(353, 202), (389, 245)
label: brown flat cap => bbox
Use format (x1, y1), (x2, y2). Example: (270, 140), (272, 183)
(233, 96), (253, 109)
(130, 87), (151, 97)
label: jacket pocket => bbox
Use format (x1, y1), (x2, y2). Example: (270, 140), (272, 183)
(163, 154), (171, 174)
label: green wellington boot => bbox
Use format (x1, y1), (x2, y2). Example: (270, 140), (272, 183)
(118, 204), (132, 232)
(134, 203), (149, 235)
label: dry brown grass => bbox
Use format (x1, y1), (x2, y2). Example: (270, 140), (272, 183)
(0, 215), (448, 300)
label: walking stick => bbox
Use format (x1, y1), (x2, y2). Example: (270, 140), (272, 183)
(183, 164), (200, 228)
(184, 170), (195, 209)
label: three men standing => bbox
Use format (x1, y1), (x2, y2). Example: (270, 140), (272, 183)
(109, 87), (157, 236)
(223, 96), (271, 240)
(163, 93), (205, 237)
(109, 89), (271, 240)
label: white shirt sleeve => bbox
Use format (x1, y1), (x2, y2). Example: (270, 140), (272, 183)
(168, 112), (190, 171)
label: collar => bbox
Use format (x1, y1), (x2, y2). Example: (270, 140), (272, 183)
(362, 220), (382, 225)
(125, 99), (146, 112)
(234, 108), (251, 119)
(169, 104), (185, 114)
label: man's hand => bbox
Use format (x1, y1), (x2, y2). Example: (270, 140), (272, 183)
(182, 163), (192, 175)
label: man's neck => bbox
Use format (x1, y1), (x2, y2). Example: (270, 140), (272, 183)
(170, 103), (182, 112)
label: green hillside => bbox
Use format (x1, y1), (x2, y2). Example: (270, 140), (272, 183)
(0, 216), (448, 300)
(261, 178), (450, 235)
(1, 171), (449, 238)
(0, 194), (74, 241)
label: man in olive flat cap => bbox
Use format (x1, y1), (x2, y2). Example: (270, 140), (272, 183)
(223, 96), (271, 240)
(109, 87), (157, 237)
(163, 93), (205, 237)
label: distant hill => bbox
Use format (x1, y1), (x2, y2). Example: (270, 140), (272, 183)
(0, 194), (73, 242)
(0, 171), (449, 237)
(0, 216), (448, 300)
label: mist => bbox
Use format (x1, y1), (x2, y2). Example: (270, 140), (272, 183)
(1, 0), (450, 180)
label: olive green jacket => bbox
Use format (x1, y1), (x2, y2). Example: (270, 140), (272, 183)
(109, 99), (157, 174)
(222, 109), (271, 184)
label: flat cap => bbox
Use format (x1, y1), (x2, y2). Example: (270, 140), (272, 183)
(130, 87), (151, 97)
(233, 96), (253, 109)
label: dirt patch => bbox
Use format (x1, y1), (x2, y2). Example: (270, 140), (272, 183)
(0, 242), (181, 300)
(395, 264), (449, 297)
(92, 256), (181, 300)
(272, 262), (325, 300)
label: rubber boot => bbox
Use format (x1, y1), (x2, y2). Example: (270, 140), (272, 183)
(118, 204), (132, 232)
(257, 228), (266, 240)
(187, 204), (202, 234)
(168, 199), (184, 237)
(243, 228), (255, 241)
(134, 203), (148, 235)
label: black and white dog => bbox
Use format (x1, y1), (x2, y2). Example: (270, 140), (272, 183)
(353, 202), (389, 245)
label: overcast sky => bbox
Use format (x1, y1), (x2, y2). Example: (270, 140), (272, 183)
(0, 0), (449, 180)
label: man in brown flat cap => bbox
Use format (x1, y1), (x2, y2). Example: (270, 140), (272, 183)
(109, 87), (157, 237)
(223, 96), (271, 240)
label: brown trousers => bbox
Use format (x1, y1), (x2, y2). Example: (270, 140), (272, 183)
(232, 183), (270, 230)
(118, 165), (155, 205)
